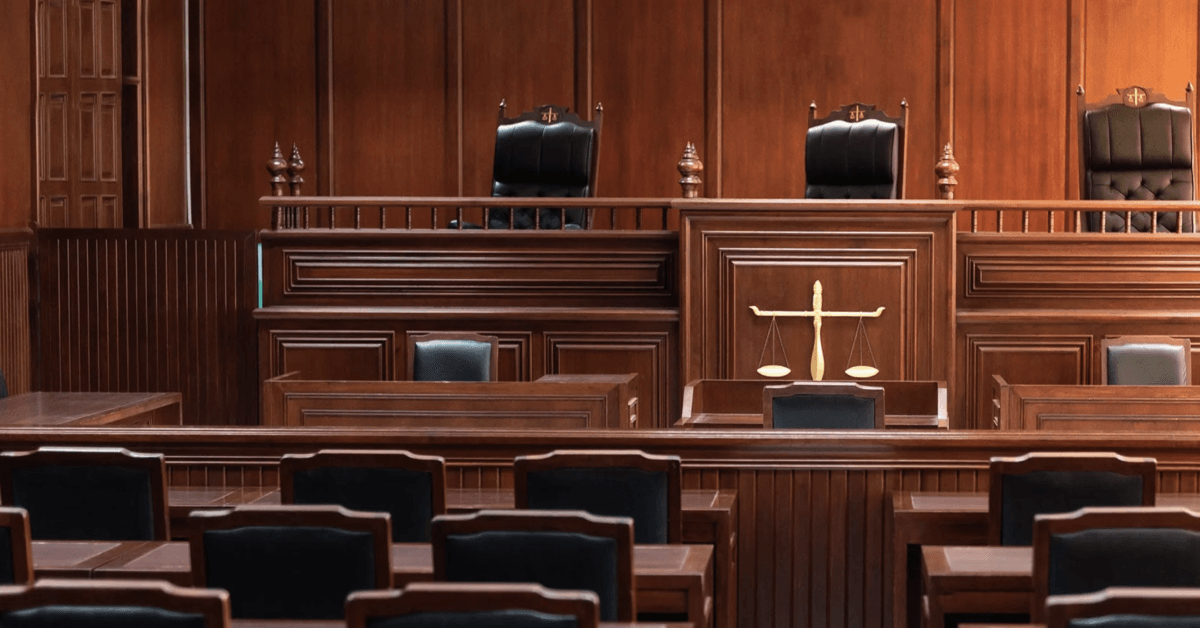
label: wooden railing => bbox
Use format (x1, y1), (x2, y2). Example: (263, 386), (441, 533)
(964, 201), (1200, 234)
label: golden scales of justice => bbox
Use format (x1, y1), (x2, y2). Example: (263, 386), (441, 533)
(750, 280), (885, 381)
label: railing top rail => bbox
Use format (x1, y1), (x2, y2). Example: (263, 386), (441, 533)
(258, 196), (672, 208)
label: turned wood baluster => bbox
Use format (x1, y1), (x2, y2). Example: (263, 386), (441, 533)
(267, 143), (287, 229)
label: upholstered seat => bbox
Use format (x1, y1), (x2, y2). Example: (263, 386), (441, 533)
(280, 449), (446, 542)
(187, 505), (392, 619)
(1078, 85), (1197, 232)
(407, 332), (499, 382)
(763, 381), (885, 429)
(0, 447), (169, 541)
(432, 510), (635, 622)
(1100, 336), (1191, 385)
(0, 580), (230, 628)
(805, 101), (908, 199)
(514, 450), (682, 544)
(1032, 507), (1200, 622)
(987, 452), (1156, 546)
(346, 582), (600, 628)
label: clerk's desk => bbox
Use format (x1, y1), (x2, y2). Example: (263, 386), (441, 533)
(991, 374), (1200, 431)
(888, 492), (1200, 628)
(675, 379), (947, 429)
(0, 392), (182, 426)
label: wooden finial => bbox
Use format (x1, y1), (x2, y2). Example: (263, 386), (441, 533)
(677, 142), (704, 198)
(267, 142), (287, 197)
(287, 144), (305, 197)
(935, 143), (960, 200)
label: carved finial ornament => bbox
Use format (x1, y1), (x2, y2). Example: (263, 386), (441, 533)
(267, 142), (288, 196)
(287, 144), (305, 196)
(677, 142), (704, 198)
(935, 143), (960, 200)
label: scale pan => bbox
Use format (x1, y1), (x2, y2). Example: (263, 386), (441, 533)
(845, 365), (879, 379)
(757, 364), (791, 378)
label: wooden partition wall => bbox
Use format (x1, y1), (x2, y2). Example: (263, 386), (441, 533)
(0, 229), (32, 396)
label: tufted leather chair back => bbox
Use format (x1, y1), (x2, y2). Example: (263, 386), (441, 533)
(805, 101), (908, 199)
(1079, 85), (1198, 231)
(489, 103), (602, 230)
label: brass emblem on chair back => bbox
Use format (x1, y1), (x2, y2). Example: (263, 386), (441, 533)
(1123, 86), (1148, 107)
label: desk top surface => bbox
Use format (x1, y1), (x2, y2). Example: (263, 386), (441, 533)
(0, 392), (181, 426)
(895, 491), (1200, 513)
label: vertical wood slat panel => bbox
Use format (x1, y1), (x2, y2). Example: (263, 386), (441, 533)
(36, 228), (256, 424)
(0, 230), (33, 395)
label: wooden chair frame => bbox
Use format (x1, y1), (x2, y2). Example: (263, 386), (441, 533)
(405, 332), (500, 382)
(0, 446), (170, 540)
(987, 451), (1157, 545)
(0, 579), (230, 627)
(0, 508), (32, 585)
(186, 504), (394, 590)
(279, 448), (447, 516)
(807, 100), (910, 199)
(347, 582), (600, 628)
(1047, 586), (1200, 628)
(513, 449), (683, 543)
(1077, 84), (1198, 205)
(1099, 335), (1192, 385)
(762, 381), (885, 429)
(1032, 506), (1200, 622)
(431, 509), (636, 621)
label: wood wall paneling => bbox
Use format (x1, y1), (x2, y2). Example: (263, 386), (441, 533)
(0, 0), (33, 229)
(1082, 0), (1198, 106)
(0, 231), (33, 396)
(962, 334), (1090, 429)
(953, 0), (1068, 216)
(143, 0), (189, 226)
(545, 330), (676, 428)
(265, 329), (396, 382)
(721, 0), (938, 200)
(36, 229), (257, 424)
(202, 0), (316, 231)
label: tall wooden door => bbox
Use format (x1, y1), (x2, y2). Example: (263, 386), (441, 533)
(36, 0), (123, 227)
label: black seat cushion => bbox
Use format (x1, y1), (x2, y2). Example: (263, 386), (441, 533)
(1000, 470), (1145, 546)
(0, 605), (206, 628)
(1048, 528), (1200, 596)
(443, 530), (619, 621)
(367, 609), (578, 628)
(203, 526), (378, 619)
(412, 340), (492, 382)
(1071, 615), (1200, 628)
(292, 466), (434, 542)
(12, 465), (156, 540)
(1107, 343), (1189, 385)
(805, 119), (899, 199)
(771, 394), (877, 429)
(525, 467), (669, 544)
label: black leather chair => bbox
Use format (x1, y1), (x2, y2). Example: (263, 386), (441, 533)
(987, 452), (1156, 546)
(513, 449), (682, 544)
(407, 332), (499, 382)
(806, 101), (909, 199)
(1031, 507), (1200, 622)
(1078, 84), (1197, 232)
(0, 368), (7, 399)
(187, 505), (392, 620)
(346, 582), (601, 628)
(1047, 587), (1200, 628)
(763, 381), (885, 429)
(0, 579), (230, 628)
(0, 447), (170, 540)
(487, 102), (602, 230)
(1100, 335), (1191, 385)
(431, 509), (635, 622)
(280, 449), (446, 542)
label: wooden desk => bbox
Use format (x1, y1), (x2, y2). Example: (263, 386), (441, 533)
(889, 492), (1200, 628)
(262, 374), (638, 429)
(991, 374), (1200, 431)
(675, 379), (948, 429)
(0, 392), (182, 426)
(79, 542), (712, 628)
(921, 545), (1031, 628)
(167, 487), (736, 628)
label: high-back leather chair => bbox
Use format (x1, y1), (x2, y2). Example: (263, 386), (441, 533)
(187, 505), (392, 620)
(1078, 84), (1197, 232)
(407, 332), (499, 382)
(987, 452), (1156, 546)
(806, 101), (909, 199)
(514, 449), (682, 544)
(1032, 507), (1200, 622)
(280, 449), (446, 542)
(489, 102), (602, 230)
(763, 381), (885, 429)
(347, 582), (601, 628)
(1100, 335), (1191, 385)
(431, 509), (635, 622)
(0, 447), (170, 541)
(0, 579), (230, 628)
(1047, 587), (1200, 628)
